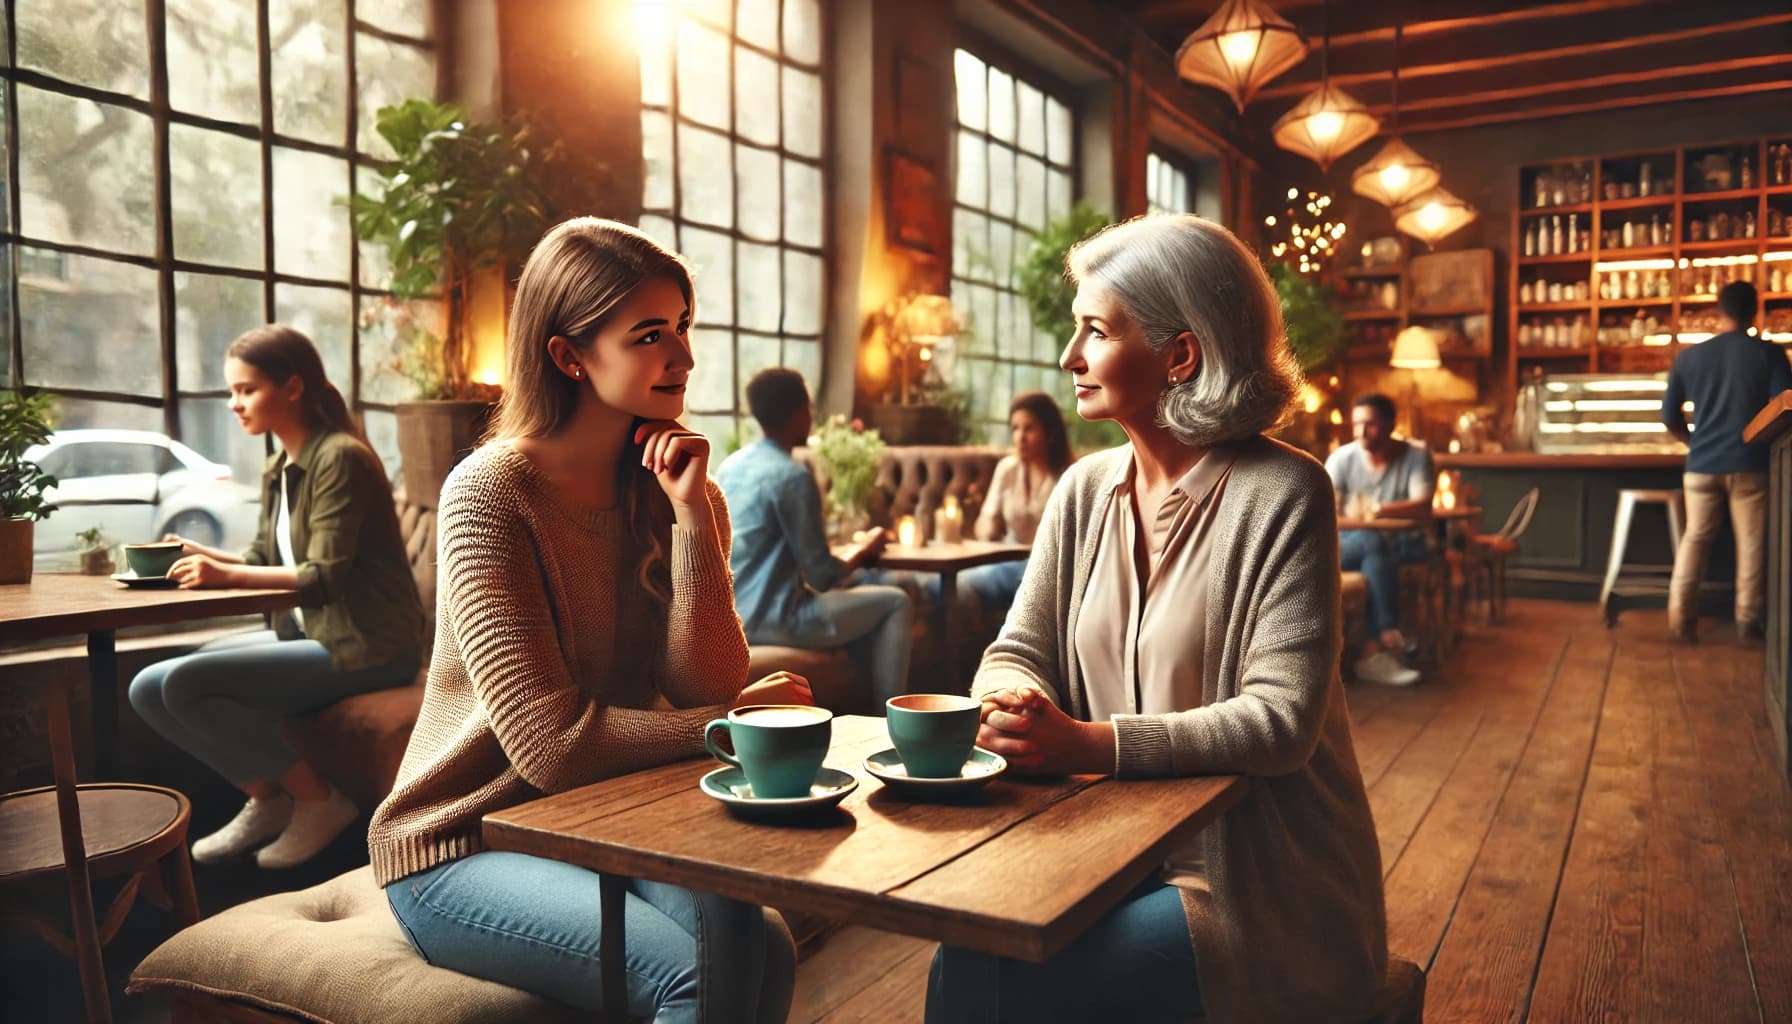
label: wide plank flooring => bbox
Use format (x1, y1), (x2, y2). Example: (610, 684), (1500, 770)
(790, 599), (1792, 1022)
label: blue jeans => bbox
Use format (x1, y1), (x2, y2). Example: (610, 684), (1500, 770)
(128, 630), (413, 786)
(960, 559), (1027, 616)
(749, 585), (914, 705)
(1338, 529), (1429, 638)
(925, 878), (1201, 1023)
(386, 852), (789, 1024)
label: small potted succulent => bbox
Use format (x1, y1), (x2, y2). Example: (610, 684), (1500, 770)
(75, 526), (115, 576)
(0, 390), (58, 584)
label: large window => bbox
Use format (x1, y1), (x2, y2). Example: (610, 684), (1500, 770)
(951, 47), (1076, 443)
(1, 0), (436, 513)
(636, 0), (826, 448)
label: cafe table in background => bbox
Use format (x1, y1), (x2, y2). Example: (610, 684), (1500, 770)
(483, 714), (1245, 1022)
(857, 540), (1030, 690)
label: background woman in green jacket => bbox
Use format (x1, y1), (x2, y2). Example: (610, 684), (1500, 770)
(129, 325), (424, 870)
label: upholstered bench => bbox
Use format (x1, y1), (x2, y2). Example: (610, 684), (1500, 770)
(129, 865), (796, 1024)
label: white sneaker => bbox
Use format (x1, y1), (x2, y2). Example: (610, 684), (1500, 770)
(191, 795), (292, 863)
(1355, 651), (1421, 687)
(255, 789), (359, 870)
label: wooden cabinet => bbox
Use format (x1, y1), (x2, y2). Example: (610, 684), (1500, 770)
(1511, 136), (1792, 397)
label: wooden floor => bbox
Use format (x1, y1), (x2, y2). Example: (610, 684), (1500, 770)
(788, 599), (1792, 1023)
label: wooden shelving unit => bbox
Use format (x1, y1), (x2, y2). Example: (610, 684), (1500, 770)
(1510, 135), (1792, 395)
(1333, 239), (1495, 375)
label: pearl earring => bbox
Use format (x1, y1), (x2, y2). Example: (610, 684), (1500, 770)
(1169, 375), (1179, 385)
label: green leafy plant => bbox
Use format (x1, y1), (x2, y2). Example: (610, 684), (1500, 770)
(350, 99), (558, 399)
(1017, 203), (1113, 345)
(75, 526), (105, 548)
(0, 391), (58, 521)
(1269, 261), (1346, 372)
(811, 414), (885, 516)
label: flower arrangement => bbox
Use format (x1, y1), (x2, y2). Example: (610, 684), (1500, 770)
(811, 415), (885, 519)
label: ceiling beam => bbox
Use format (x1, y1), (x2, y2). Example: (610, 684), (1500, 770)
(1256, 9), (1792, 99)
(1391, 73), (1792, 137)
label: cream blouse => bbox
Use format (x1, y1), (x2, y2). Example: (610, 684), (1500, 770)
(974, 454), (1059, 545)
(1075, 445), (1238, 725)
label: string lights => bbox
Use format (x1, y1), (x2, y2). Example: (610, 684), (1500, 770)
(1266, 187), (1348, 274)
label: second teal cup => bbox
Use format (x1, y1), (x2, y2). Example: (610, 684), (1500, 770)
(704, 705), (833, 799)
(886, 694), (981, 778)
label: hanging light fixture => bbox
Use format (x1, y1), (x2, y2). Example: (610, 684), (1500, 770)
(1351, 16), (1438, 208)
(1394, 186), (1478, 246)
(1174, 0), (1309, 113)
(1273, 0), (1379, 172)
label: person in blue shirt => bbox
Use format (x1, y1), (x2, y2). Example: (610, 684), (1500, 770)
(1325, 393), (1434, 687)
(715, 369), (915, 706)
(1661, 280), (1792, 642)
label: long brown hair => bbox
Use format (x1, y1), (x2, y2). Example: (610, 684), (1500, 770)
(1010, 391), (1074, 474)
(226, 325), (378, 469)
(490, 217), (695, 604)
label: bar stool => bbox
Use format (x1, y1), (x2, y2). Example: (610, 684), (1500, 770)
(1599, 488), (1685, 627)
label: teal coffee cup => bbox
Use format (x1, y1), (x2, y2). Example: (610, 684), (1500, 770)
(123, 541), (184, 578)
(703, 705), (833, 799)
(886, 694), (981, 778)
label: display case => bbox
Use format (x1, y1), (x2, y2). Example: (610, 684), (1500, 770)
(1528, 371), (1680, 455)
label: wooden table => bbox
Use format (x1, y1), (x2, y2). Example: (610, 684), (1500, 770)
(0, 574), (299, 1022)
(484, 715), (1245, 1020)
(1336, 516), (1419, 532)
(866, 541), (1030, 690)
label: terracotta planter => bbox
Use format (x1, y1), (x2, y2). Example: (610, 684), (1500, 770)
(395, 400), (493, 509)
(0, 517), (33, 585)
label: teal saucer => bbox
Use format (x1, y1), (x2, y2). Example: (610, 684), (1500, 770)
(699, 765), (858, 820)
(863, 747), (1007, 796)
(112, 572), (179, 589)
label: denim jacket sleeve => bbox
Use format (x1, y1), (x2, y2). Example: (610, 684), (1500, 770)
(773, 470), (848, 592)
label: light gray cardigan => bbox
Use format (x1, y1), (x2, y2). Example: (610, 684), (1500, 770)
(973, 437), (1387, 1024)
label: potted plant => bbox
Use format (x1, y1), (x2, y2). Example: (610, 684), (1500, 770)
(811, 415), (886, 542)
(75, 526), (115, 576)
(1268, 261), (1347, 372)
(350, 98), (557, 506)
(1016, 203), (1128, 453)
(0, 390), (57, 584)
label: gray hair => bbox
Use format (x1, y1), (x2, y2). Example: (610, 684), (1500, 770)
(1066, 214), (1301, 448)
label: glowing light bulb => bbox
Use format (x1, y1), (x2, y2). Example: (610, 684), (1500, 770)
(1417, 202), (1447, 233)
(1217, 30), (1260, 69)
(1378, 163), (1411, 193)
(1307, 111), (1343, 142)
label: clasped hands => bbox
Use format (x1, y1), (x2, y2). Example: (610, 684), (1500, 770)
(976, 685), (1115, 777)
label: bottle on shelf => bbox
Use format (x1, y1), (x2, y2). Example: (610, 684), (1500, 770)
(1640, 162), (1653, 197)
(1551, 215), (1564, 255)
(1624, 269), (1640, 299)
(1741, 155), (1754, 190)
(1649, 214), (1663, 247)
(1534, 172), (1550, 209)
(1745, 211), (1757, 239)
(1520, 280), (1533, 304)
(1523, 221), (1536, 257)
(1771, 265), (1784, 293)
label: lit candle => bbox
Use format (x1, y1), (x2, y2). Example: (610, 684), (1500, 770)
(896, 515), (918, 548)
(934, 495), (963, 545)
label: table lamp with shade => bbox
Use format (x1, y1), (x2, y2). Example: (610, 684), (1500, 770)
(1390, 325), (1441, 438)
(891, 294), (960, 405)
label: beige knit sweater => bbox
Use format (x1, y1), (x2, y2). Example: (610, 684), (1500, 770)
(368, 443), (751, 886)
(974, 437), (1387, 1024)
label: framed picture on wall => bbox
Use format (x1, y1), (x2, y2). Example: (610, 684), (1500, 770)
(887, 148), (941, 254)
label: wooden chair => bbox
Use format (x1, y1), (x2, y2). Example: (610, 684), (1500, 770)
(1, 680), (200, 1023)
(1465, 487), (1540, 625)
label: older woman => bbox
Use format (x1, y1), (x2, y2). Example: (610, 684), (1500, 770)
(928, 215), (1386, 1023)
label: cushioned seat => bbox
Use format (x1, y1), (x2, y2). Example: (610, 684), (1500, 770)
(128, 866), (589, 1024)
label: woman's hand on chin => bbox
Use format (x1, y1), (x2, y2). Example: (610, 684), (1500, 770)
(635, 420), (711, 508)
(734, 671), (814, 708)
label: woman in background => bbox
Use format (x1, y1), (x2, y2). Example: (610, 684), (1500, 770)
(131, 325), (423, 870)
(962, 390), (1074, 617)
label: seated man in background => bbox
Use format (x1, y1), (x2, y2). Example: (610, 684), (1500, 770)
(1327, 392), (1433, 687)
(716, 369), (914, 707)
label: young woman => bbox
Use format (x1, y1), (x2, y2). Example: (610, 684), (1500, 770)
(963, 390), (1074, 615)
(129, 325), (424, 870)
(368, 218), (804, 1022)
(931, 215), (1387, 1022)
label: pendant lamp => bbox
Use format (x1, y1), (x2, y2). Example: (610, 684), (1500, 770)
(1272, 0), (1379, 171)
(1174, 0), (1309, 113)
(1350, 18), (1438, 208)
(1394, 187), (1478, 246)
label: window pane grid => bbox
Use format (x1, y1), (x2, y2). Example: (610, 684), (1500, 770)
(952, 47), (1075, 438)
(1, 1), (434, 461)
(640, 0), (827, 441)
(1147, 149), (1194, 216)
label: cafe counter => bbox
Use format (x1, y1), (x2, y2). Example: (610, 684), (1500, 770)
(1435, 450), (1736, 606)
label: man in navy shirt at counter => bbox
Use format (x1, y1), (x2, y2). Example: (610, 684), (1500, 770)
(1661, 280), (1792, 643)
